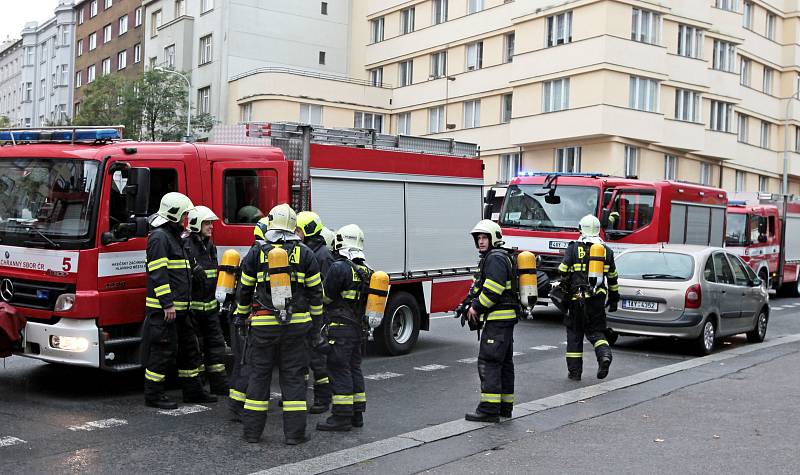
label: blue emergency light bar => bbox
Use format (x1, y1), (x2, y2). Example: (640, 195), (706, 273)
(0, 128), (121, 143)
(516, 171), (609, 178)
(728, 200), (748, 206)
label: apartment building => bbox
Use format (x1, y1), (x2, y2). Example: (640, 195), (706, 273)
(73, 0), (146, 115)
(0, 40), (24, 125)
(19, 1), (75, 127)
(228, 0), (800, 194)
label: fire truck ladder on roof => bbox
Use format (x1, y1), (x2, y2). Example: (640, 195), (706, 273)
(245, 121), (479, 158)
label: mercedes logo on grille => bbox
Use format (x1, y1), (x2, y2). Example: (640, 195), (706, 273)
(0, 279), (14, 302)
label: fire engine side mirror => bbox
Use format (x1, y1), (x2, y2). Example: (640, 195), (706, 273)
(125, 167), (151, 217)
(544, 192), (560, 205)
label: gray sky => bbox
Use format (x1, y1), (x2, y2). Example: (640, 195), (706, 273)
(1, 1), (61, 42)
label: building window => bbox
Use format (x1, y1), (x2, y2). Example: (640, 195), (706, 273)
(104, 0), (112, 9)
(135, 7), (142, 27)
(354, 111), (383, 131)
(75, 71), (82, 88)
(430, 51), (447, 79)
(118, 50), (127, 70)
(24, 82), (32, 101)
(543, 78), (570, 113)
(401, 7), (415, 35)
(102, 58), (111, 76)
(629, 76), (659, 112)
(103, 24), (112, 43)
(763, 67), (773, 94)
(164, 45), (175, 68)
(61, 65), (68, 85)
(463, 100), (480, 128)
(555, 146), (581, 173)
(202, 0), (214, 13)
(175, 0), (186, 17)
(738, 113), (748, 142)
(151, 10), (163, 37)
(398, 60), (413, 87)
(715, 0), (738, 12)
(700, 162), (711, 185)
(134, 43), (141, 63)
(79, 8), (84, 24)
(631, 8), (661, 45)
(466, 41), (483, 70)
(712, 40), (736, 72)
(62, 26), (70, 46)
(468, 0), (484, 14)
(90, 0), (97, 17)
(89, 33), (97, 51)
(119, 15), (128, 35)
(200, 35), (213, 65)
(735, 170), (745, 192)
(546, 11), (572, 47)
(742, 2), (753, 28)
(624, 145), (639, 177)
(504, 33), (515, 63)
(760, 121), (770, 148)
(766, 13), (776, 40)
(501, 93), (512, 123)
(664, 155), (677, 180)
(428, 106), (444, 133)
(675, 89), (700, 122)
(498, 153), (521, 183)
(710, 100), (733, 132)
(240, 103), (252, 122)
(796, 126), (800, 152)
(318, 51), (326, 65)
(300, 103), (323, 125)
(759, 175), (768, 192)
(677, 25), (703, 58)
(197, 87), (211, 114)
(740, 58), (750, 86)
(77, 39), (83, 56)
(369, 67), (383, 86)
(371, 17), (384, 43)
(397, 112), (411, 135)
(87, 65), (96, 83)
(321, 2), (328, 15)
(433, 0), (448, 24)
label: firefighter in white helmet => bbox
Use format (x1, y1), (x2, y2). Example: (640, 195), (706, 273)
(143, 192), (217, 409)
(320, 226), (336, 252)
(557, 215), (619, 381)
(183, 206), (228, 396)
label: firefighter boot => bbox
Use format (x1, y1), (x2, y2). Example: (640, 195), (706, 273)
(568, 371), (582, 381)
(285, 435), (309, 446)
(208, 372), (229, 396)
(316, 415), (353, 432)
(184, 391), (219, 403)
(465, 411), (500, 423)
(309, 399), (330, 415)
(145, 395), (178, 410)
(597, 355), (612, 379)
(351, 412), (364, 428)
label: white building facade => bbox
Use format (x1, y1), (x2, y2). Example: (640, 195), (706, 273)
(0, 40), (24, 125)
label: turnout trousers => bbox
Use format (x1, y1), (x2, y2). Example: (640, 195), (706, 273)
(476, 321), (516, 416)
(309, 316), (331, 404)
(326, 324), (365, 417)
(141, 311), (205, 402)
(565, 296), (612, 375)
(191, 308), (228, 393)
(242, 323), (311, 441)
(227, 318), (250, 419)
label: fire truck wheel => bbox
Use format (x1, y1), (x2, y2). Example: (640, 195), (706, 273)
(374, 292), (420, 356)
(780, 279), (800, 298)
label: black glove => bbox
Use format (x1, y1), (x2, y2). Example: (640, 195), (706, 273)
(192, 264), (206, 284)
(607, 301), (618, 313)
(607, 292), (620, 313)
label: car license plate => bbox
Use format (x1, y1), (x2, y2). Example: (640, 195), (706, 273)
(621, 300), (658, 312)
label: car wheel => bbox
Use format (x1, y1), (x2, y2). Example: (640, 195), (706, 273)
(604, 328), (619, 347)
(694, 319), (716, 356)
(373, 291), (420, 356)
(746, 309), (768, 343)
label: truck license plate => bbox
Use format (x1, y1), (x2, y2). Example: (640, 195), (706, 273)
(621, 300), (658, 312)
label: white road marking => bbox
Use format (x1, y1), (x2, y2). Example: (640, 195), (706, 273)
(512, 352), (525, 357)
(68, 418), (127, 432)
(157, 405), (210, 416)
(457, 357), (478, 364)
(531, 345), (558, 351)
(364, 372), (403, 381)
(0, 436), (26, 447)
(414, 364), (449, 372)
(772, 306), (785, 310)
(430, 315), (454, 320)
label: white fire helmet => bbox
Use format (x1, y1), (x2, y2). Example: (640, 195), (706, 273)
(187, 205), (218, 233)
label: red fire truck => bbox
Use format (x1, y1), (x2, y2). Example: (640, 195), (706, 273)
(726, 192), (800, 295)
(0, 124), (482, 370)
(487, 173), (728, 292)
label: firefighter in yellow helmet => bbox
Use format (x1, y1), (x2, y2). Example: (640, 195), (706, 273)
(461, 219), (522, 423)
(142, 192), (217, 409)
(235, 204), (323, 445)
(557, 215), (619, 381)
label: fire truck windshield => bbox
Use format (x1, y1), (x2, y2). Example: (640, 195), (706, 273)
(500, 184), (599, 231)
(0, 159), (100, 249)
(725, 213), (747, 246)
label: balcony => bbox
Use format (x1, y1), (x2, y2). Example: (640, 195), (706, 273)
(698, 129), (738, 160)
(665, 54), (708, 89)
(731, 143), (782, 174)
(661, 118), (705, 152)
(391, 63), (512, 109)
(707, 69), (741, 101)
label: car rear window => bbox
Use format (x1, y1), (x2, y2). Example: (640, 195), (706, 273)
(615, 251), (695, 281)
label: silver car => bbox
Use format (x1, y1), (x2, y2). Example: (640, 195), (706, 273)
(606, 245), (769, 355)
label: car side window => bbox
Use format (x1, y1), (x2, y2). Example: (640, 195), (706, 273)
(727, 254), (751, 287)
(703, 257), (715, 283)
(712, 252), (734, 285)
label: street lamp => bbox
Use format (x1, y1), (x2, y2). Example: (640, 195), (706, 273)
(445, 75), (456, 130)
(154, 66), (192, 141)
(783, 85), (800, 195)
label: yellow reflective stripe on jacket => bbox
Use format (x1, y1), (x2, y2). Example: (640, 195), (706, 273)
(178, 366), (201, 378)
(244, 398), (269, 412)
(205, 269), (218, 278)
(480, 393), (501, 403)
(234, 304), (250, 315)
(207, 363), (226, 373)
(341, 290), (358, 300)
(294, 272), (306, 284)
(565, 352), (583, 358)
(282, 400), (307, 412)
(240, 273), (256, 287)
(501, 394), (514, 403)
(305, 272), (321, 287)
(173, 301), (189, 311)
(483, 278), (505, 295)
(478, 292), (496, 308)
(486, 308), (516, 321)
(310, 304), (323, 316)
(332, 394), (354, 405)
(609, 284), (619, 291)
(190, 300), (218, 311)
(594, 339), (609, 348)
(229, 389), (246, 402)
(145, 369), (165, 382)
(354, 392), (366, 403)
(167, 259), (190, 269)
(250, 313), (312, 326)
(145, 297), (162, 309)
(147, 257), (168, 271)
(558, 263), (569, 272)
(154, 283), (171, 297)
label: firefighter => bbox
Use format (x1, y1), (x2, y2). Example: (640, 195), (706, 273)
(228, 217), (270, 421)
(235, 204), (323, 445)
(316, 224), (373, 432)
(142, 192), (217, 409)
(320, 226), (336, 252)
(184, 206), (228, 396)
(296, 211), (334, 414)
(558, 214), (619, 381)
(463, 220), (521, 423)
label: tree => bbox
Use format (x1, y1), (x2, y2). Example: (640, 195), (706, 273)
(0, 116), (11, 128)
(73, 74), (133, 131)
